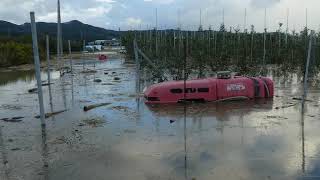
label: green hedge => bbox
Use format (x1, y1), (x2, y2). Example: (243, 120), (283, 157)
(0, 41), (33, 67)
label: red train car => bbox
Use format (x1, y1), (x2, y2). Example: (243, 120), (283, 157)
(144, 75), (274, 104)
(98, 54), (108, 61)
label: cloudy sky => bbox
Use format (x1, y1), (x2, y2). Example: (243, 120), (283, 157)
(0, 0), (319, 32)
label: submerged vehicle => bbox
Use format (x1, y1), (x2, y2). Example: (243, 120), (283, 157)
(98, 54), (108, 61)
(144, 72), (274, 104)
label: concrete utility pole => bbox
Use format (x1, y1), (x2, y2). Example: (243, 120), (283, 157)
(244, 8), (247, 32)
(178, 9), (181, 30)
(68, 40), (74, 105)
(263, 8), (267, 66)
(199, 9), (202, 30)
(306, 8), (308, 32)
(68, 40), (73, 73)
(303, 30), (314, 101)
(46, 35), (53, 113)
(133, 39), (140, 93)
(285, 8), (289, 47)
(57, 0), (62, 75)
(83, 40), (86, 70)
(30, 12), (46, 127)
(155, 8), (158, 56)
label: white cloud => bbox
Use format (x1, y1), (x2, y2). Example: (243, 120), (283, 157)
(144, 0), (175, 5)
(126, 17), (142, 27)
(96, 0), (116, 3)
(0, 0), (320, 31)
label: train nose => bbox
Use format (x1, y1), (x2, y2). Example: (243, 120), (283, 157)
(145, 96), (160, 102)
(144, 86), (160, 102)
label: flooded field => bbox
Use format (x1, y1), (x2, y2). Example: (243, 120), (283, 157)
(0, 56), (320, 180)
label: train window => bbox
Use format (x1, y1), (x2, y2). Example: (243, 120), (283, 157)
(170, 88), (183, 94)
(198, 88), (209, 93)
(185, 88), (196, 93)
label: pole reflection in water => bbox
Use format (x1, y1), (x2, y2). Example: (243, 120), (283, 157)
(41, 125), (49, 180)
(71, 73), (74, 106)
(136, 95), (143, 125)
(61, 76), (67, 110)
(301, 102), (306, 174)
(84, 74), (88, 96)
(46, 35), (54, 113)
(0, 125), (9, 180)
(184, 104), (188, 180)
(49, 83), (54, 113)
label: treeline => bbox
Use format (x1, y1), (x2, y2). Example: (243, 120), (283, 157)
(122, 25), (320, 79)
(0, 35), (84, 67)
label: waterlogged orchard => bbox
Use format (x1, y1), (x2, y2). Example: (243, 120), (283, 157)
(122, 25), (320, 82)
(1, 27), (320, 180)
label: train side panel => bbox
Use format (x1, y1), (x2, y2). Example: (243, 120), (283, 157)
(216, 78), (255, 99)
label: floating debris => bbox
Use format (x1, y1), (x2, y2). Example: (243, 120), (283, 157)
(82, 117), (106, 127)
(78, 123), (85, 127)
(292, 97), (314, 102)
(274, 103), (297, 110)
(114, 77), (120, 81)
(35, 110), (67, 119)
(0, 117), (24, 122)
(94, 79), (102, 83)
(83, 103), (111, 111)
(111, 106), (130, 112)
(79, 100), (92, 103)
(0, 104), (23, 110)
(41, 83), (53, 86)
(49, 136), (67, 145)
(81, 69), (97, 74)
(170, 120), (176, 124)
(123, 129), (136, 134)
(28, 88), (38, 93)
(266, 116), (288, 120)
(101, 83), (114, 86)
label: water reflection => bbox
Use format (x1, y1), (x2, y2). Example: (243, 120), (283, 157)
(1, 59), (320, 179)
(0, 70), (35, 86)
(301, 102), (306, 174)
(41, 125), (49, 180)
(0, 125), (9, 180)
(183, 103), (188, 180)
(61, 76), (67, 110)
(147, 99), (274, 120)
(69, 72), (75, 107)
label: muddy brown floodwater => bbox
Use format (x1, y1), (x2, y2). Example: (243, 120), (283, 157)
(0, 56), (320, 180)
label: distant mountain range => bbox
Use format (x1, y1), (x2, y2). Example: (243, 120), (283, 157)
(0, 20), (120, 41)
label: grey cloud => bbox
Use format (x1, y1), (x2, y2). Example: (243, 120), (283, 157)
(250, 0), (281, 8)
(0, 0), (319, 31)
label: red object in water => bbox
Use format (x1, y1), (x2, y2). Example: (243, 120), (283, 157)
(144, 76), (274, 104)
(98, 54), (108, 61)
